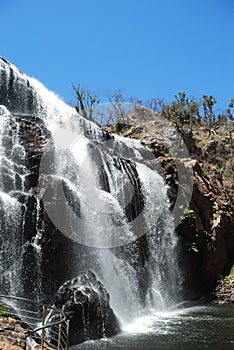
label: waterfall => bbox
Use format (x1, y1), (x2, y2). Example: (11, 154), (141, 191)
(0, 57), (182, 325)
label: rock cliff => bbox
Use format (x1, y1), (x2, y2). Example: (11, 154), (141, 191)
(104, 122), (234, 301)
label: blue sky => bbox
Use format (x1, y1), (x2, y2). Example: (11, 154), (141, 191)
(1, 0), (234, 111)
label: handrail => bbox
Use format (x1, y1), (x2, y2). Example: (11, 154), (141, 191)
(0, 294), (69, 349)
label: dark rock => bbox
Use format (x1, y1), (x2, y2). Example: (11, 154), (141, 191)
(53, 271), (120, 345)
(176, 160), (234, 300)
(0, 57), (36, 115)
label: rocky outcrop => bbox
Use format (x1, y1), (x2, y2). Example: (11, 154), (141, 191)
(182, 130), (234, 299)
(0, 316), (55, 350)
(109, 121), (234, 300)
(176, 159), (234, 299)
(213, 278), (234, 304)
(0, 317), (26, 350)
(52, 271), (120, 345)
(154, 137), (233, 300)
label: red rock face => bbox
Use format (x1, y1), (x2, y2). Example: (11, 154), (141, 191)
(111, 120), (234, 300)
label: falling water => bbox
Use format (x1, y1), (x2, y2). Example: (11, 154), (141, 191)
(0, 58), (182, 326)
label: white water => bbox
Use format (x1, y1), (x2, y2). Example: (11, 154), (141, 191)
(72, 305), (234, 350)
(29, 76), (182, 322)
(0, 58), (183, 327)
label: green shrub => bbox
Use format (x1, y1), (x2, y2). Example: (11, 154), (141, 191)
(180, 207), (195, 222)
(223, 265), (234, 285)
(185, 242), (199, 254)
(0, 304), (9, 317)
(164, 161), (173, 171)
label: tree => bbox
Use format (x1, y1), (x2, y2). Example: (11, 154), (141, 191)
(72, 83), (99, 121)
(229, 98), (234, 109)
(202, 95), (217, 134)
(104, 90), (134, 131)
(144, 97), (165, 114)
(164, 92), (200, 133)
(226, 98), (234, 145)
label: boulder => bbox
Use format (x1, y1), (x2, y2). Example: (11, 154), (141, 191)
(53, 271), (120, 345)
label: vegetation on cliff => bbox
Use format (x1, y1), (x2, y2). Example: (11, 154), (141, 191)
(214, 265), (234, 303)
(72, 84), (234, 302)
(72, 84), (233, 139)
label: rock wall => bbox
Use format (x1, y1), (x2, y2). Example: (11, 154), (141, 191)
(176, 159), (234, 299)
(111, 123), (234, 300)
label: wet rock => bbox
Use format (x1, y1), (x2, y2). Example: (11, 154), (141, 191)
(53, 271), (120, 345)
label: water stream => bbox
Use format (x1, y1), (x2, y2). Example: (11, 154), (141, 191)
(72, 305), (234, 350)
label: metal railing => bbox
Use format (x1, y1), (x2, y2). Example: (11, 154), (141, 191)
(0, 294), (69, 349)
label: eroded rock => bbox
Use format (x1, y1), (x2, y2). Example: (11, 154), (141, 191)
(52, 271), (120, 345)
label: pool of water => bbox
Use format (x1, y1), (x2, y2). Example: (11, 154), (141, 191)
(71, 305), (234, 350)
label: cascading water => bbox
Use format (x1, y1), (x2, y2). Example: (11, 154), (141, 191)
(0, 57), (183, 330)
